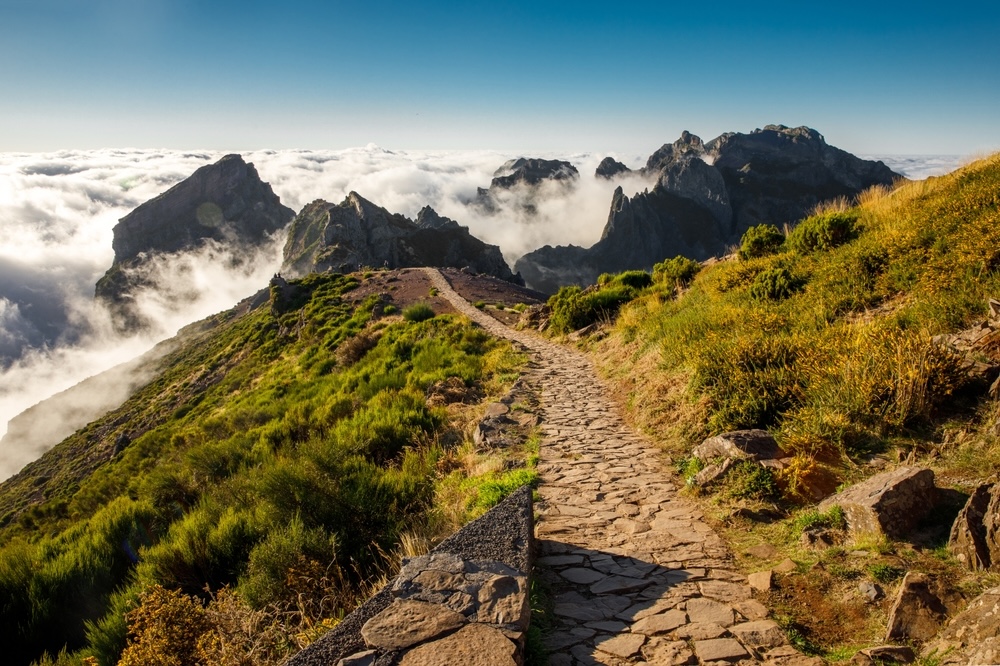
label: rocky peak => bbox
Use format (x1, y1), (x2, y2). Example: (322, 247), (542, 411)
(472, 157), (580, 214)
(644, 131), (707, 174)
(415, 206), (461, 230)
(109, 154), (293, 264)
(281, 194), (520, 284)
(515, 124), (901, 293)
(95, 154), (294, 330)
(490, 157), (579, 189)
(595, 157), (631, 179)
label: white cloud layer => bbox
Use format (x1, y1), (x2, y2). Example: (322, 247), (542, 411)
(0, 146), (967, 479)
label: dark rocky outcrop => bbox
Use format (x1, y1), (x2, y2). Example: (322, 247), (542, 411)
(95, 154), (294, 326)
(949, 482), (1000, 571)
(472, 157), (579, 214)
(515, 125), (900, 293)
(281, 192), (521, 284)
(595, 157), (631, 179)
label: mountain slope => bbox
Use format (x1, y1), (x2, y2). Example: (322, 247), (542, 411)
(0, 269), (531, 666)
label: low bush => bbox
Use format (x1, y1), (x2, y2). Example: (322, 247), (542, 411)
(739, 224), (785, 260)
(788, 211), (859, 253)
(653, 256), (701, 288)
(748, 266), (801, 301)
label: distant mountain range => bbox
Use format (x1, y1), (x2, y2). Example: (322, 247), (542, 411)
(92, 125), (902, 318)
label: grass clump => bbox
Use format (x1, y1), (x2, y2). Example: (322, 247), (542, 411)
(402, 303), (435, 322)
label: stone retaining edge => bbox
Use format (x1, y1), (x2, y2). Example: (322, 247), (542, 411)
(286, 485), (535, 666)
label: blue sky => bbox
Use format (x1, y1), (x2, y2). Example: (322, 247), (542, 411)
(2, 0), (998, 156)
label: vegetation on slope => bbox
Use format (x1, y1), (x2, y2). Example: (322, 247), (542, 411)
(0, 271), (530, 666)
(549, 153), (1000, 657)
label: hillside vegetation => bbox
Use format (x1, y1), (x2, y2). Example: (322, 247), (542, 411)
(0, 272), (531, 666)
(546, 153), (1000, 656)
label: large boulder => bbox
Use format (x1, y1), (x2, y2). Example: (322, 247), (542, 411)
(818, 467), (937, 539)
(281, 193), (520, 284)
(515, 125), (900, 293)
(949, 483), (1000, 571)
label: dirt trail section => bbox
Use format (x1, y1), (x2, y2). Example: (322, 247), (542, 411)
(424, 268), (818, 666)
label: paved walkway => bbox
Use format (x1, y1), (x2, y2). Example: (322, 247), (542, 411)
(423, 269), (816, 666)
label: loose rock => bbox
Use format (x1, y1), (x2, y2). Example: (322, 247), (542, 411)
(818, 467), (938, 539)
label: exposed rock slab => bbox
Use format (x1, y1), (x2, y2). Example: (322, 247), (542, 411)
(818, 467), (937, 539)
(361, 599), (465, 650)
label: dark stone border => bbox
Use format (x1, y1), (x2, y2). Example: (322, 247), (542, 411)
(286, 485), (534, 666)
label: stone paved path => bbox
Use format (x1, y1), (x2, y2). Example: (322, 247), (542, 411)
(423, 269), (818, 666)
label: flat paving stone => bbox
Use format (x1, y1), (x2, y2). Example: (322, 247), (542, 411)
(694, 637), (751, 662)
(561, 567), (606, 585)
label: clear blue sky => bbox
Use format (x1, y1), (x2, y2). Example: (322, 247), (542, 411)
(2, 0), (998, 156)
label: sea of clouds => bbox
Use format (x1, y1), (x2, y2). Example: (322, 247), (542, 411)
(0, 146), (966, 478)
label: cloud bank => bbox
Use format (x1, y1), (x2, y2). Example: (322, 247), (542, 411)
(0, 146), (967, 479)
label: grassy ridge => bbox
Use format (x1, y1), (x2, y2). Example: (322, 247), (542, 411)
(590, 153), (1000, 497)
(0, 272), (530, 666)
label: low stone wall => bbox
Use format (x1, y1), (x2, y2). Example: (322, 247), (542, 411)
(286, 485), (534, 666)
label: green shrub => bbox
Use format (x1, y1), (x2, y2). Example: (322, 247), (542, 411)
(547, 283), (639, 334)
(239, 517), (334, 608)
(473, 300), (485, 309)
(402, 303), (435, 322)
(723, 461), (779, 500)
(383, 304), (398, 315)
(654, 256), (701, 288)
(739, 224), (785, 260)
(788, 211), (859, 253)
(614, 271), (653, 290)
(748, 267), (801, 301)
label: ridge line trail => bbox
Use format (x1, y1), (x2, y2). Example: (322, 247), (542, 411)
(423, 268), (814, 666)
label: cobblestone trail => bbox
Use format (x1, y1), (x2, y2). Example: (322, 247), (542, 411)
(423, 269), (817, 666)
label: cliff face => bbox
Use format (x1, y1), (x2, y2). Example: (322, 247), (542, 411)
(281, 192), (521, 283)
(515, 125), (900, 293)
(95, 154), (294, 325)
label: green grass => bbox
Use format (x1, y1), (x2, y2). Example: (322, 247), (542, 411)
(0, 272), (527, 665)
